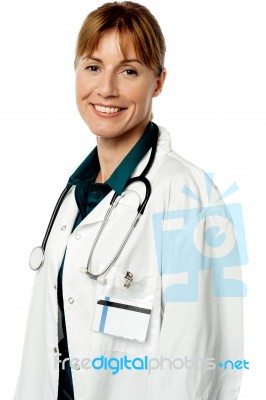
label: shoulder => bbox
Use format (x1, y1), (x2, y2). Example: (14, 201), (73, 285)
(156, 125), (204, 176)
(154, 126), (221, 208)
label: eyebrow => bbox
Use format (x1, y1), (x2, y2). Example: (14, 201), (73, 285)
(82, 56), (143, 65)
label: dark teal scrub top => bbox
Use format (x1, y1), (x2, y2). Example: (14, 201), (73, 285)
(57, 122), (158, 399)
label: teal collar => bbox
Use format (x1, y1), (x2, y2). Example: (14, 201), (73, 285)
(68, 122), (158, 195)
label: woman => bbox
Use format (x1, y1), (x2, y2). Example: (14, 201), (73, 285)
(14, 2), (244, 400)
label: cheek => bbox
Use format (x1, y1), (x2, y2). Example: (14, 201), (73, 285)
(76, 75), (91, 99)
(75, 79), (82, 100)
(134, 85), (155, 109)
(76, 84), (85, 99)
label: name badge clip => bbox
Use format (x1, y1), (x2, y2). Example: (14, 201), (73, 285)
(124, 271), (133, 288)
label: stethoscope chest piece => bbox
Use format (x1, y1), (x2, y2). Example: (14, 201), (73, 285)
(29, 246), (45, 271)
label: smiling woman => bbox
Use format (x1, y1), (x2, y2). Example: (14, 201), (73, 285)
(75, 29), (166, 151)
(74, 3), (166, 183)
(13, 2), (244, 400)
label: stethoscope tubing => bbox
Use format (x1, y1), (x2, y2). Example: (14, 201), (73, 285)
(29, 184), (72, 270)
(29, 124), (159, 273)
(42, 185), (73, 250)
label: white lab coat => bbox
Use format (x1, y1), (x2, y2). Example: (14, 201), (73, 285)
(14, 126), (244, 400)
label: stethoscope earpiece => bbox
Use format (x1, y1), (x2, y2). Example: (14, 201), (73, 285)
(79, 266), (88, 274)
(97, 276), (107, 285)
(80, 266), (107, 284)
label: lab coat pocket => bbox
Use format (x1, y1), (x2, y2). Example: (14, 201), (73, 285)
(89, 266), (160, 357)
(92, 295), (152, 343)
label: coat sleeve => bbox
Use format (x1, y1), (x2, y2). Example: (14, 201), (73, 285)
(150, 174), (246, 400)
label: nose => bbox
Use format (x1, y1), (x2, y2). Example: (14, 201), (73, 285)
(97, 71), (118, 98)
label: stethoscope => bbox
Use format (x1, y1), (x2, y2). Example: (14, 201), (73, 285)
(29, 125), (159, 283)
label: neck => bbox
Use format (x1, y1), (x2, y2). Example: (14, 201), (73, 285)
(95, 122), (149, 183)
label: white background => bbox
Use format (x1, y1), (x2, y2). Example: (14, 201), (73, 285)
(0, 0), (265, 398)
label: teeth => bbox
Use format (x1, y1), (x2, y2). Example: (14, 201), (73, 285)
(94, 105), (122, 113)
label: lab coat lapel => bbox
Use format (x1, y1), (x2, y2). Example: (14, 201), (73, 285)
(71, 189), (116, 230)
(71, 185), (141, 232)
(128, 127), (172, 179)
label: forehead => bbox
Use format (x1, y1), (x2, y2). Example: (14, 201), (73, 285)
(88, 28), (137, 60)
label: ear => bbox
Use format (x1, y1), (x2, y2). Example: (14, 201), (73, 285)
(153, 69), (167, 98)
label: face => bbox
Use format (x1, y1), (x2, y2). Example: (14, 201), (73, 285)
(75, 28), (166, 141)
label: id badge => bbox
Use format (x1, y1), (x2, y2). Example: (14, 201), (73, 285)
(92, 295), (152, 343)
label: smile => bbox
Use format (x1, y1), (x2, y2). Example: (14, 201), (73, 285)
(93, 104), (124, 114)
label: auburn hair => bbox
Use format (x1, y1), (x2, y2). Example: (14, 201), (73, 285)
(74, 1), (166, 76)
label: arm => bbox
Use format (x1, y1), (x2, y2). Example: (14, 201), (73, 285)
(151, 174), (246, 399)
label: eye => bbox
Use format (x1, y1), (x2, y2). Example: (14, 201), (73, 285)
(85, 65), (100, 72)
(122, 69), (138, 77)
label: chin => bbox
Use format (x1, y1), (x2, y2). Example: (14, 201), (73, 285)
(85, 121), (130, 138)
(87, 126), (122, 138)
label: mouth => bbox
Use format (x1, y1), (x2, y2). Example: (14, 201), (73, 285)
(92, 104), (126, 115)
